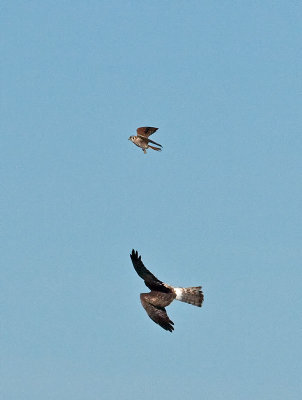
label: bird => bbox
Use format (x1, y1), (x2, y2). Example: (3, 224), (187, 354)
(130, 249), (204, 332)
(128, 127), (162, 154)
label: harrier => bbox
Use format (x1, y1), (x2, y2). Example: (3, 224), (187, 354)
(130, 249), (204, 332)
(128, 127), (162, 154)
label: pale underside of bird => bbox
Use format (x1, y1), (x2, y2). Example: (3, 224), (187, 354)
(130, 249), (204, 332)
(128, 127), (162, 154)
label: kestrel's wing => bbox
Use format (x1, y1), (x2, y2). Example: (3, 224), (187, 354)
(130, 250), (170, 292)
(136, 127), (158, 138)
(140, 295), (174, 332)
(146, 138), (162, 147)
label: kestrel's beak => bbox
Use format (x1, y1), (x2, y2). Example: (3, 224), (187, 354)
(128, 137), (131, 140)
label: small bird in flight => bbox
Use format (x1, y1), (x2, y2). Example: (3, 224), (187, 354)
(130, 249), (204, 332)
(128, 127), (162, 154)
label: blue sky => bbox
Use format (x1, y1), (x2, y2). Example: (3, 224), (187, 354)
(1, 1), (302, 399)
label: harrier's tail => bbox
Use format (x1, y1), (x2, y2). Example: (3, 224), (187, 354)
(148, 145), (162, 152)
(174, 286), (204, 307)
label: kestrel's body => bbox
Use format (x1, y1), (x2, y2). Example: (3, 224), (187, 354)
(130, 249), (204, 332)
(129, 127), (162, 154)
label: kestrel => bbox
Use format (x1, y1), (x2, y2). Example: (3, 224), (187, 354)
(128, 127), (162, 154)
(130, 249), (204, 332)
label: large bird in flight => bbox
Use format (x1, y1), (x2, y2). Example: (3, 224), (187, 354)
(130, 249), (204, 332)
(128, 127), (162, 154)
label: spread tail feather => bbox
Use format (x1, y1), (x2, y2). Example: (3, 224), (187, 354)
(174, 287), (204, 307)
(148, 145), (162, 151)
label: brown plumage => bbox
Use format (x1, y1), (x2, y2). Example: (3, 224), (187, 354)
(130, 249), (204, 332)
(128, 127), (162, 154)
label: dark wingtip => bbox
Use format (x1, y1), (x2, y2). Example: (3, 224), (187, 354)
(165, 320), (174, 332)
(130, 249), (140, 260)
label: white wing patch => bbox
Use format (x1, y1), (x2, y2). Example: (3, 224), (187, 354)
(174, 287), (184, 301)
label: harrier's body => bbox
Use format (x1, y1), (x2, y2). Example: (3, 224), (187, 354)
(129, 127), (162, 154)
(130, 249), (204, 332)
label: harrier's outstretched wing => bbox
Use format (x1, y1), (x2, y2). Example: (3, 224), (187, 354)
(140, 295), (174, 332)
(130, 249), (170, 292)
(136, 127), (158, 137)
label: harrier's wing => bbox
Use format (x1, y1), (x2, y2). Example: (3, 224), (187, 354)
(136, 127), (158, 138)
(140, 295), (174, 332)
(130, 250), (170, 292)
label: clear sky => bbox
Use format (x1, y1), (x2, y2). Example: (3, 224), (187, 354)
(1, 1), (302, 399)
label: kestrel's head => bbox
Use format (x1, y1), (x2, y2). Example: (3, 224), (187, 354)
(128, 136), (135, 142)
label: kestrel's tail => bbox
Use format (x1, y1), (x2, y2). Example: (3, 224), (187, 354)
(173, 286), (204, 307)
(148, 145), (162, 152)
